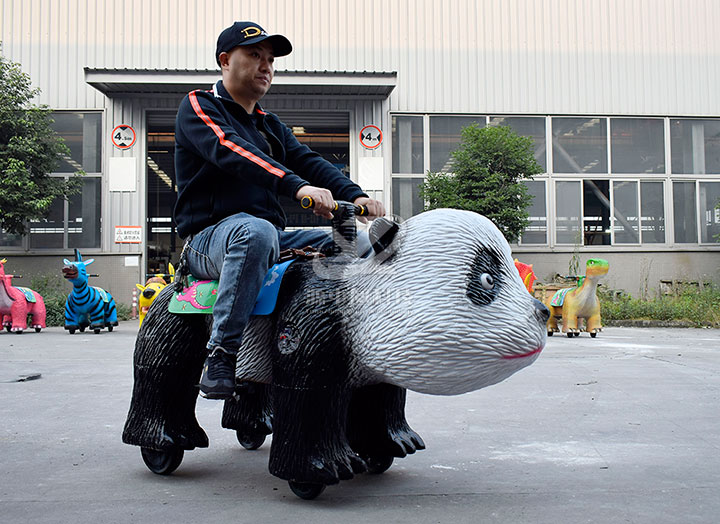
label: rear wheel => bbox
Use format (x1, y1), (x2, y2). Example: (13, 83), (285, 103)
(590, 332), (597, 338)
(236, 431), (266, 450)
(140, 447), (184, 475)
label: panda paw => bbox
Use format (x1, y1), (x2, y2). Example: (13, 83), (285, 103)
(385, 426), (426, 457)
(278, 444), (368, 485)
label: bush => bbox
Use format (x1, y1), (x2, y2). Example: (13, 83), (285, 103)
(599, 284), (720, 327)
(29, 273), (132, 326)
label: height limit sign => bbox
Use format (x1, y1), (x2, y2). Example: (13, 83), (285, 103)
(359, 125), (383, 150)
(111, 124), (137, 150)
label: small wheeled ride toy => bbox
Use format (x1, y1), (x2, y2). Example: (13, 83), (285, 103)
(0, 258), (47, 333)
(62, 250), (118, 334)
(123, 199), (549, 499)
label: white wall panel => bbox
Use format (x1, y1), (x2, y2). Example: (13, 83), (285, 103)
(1, 0), (720, 114)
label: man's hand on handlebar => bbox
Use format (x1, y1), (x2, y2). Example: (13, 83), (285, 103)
(353, 196), (385, 223)
(295, 186), (335, 219)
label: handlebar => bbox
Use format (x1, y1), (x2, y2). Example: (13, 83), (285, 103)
(300, 196), (369, 217)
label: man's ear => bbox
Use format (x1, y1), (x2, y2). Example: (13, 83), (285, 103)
(218, 51), (230, 69)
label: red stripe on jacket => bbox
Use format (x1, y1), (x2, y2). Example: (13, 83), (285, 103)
(188, 91), (285, 178)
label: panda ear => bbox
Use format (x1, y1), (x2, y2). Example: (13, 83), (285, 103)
(85, 258), (95, 266)
(63, 259), (72, 265)
(369, 217), (401, 257)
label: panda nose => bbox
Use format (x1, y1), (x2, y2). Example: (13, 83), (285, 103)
(533, 299), (550, 323)
(143, 289), (156, 299)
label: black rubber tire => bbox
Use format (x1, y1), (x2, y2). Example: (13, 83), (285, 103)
(5, 325), (10, 332)
(288, 481), (326, 500)
(93, 328), (101, 334)
(35, 327), (41, 333)
(365, 455), (394, 474)
(236, 431), (266, 450)
(573, 332), (580, 337)
(547, 331), (553, 337)
(68, 328), (76, 334)
(567, 332), (573, 338)
(590, 332), (597, 338)
(79, 326), (86, 332)
(108, 325), (113, 332)
(140, 447), (184, 475)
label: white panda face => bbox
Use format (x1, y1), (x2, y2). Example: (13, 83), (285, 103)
(345, 209), (547, 395)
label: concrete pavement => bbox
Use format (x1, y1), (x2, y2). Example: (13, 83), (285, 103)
(1, 323), (719, 523)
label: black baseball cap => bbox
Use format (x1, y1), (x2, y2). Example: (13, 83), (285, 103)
(215, 21), (292, 65)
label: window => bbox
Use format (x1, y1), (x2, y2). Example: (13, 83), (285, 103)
(611, 118), (665, 174)
(392, 178), (425, 220)
(640, 181), (666, 243)
(520, 180), (547, 244)
(555, 181), (582, 244)
(612, 181), (640, 243)
(673, 181), (698, 243)
(0, 111), (103, 250)
(552, 118), (607, 173)
(392, 116), (424, 174)
(671, 119), (720, 174)
(699, 182), (720, 243)
(583, 180), (611, 245)
(490, 116), (547, 171)
(429, 116), (486, 172)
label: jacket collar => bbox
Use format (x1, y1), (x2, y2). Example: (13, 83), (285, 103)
(213, 80), (267, 115)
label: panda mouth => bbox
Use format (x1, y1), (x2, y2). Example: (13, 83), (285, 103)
(502, 347), (543, 360)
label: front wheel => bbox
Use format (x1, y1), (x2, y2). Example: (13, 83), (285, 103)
(288, 481), (326, 500)
(590, 332), (597, 338)
(140, 447), (184, 475)
(365, 455), (394, 474)
(35, 327), (42, 333)
(108, 325), (114, 332)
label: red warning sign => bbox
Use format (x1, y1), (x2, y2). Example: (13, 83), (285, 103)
(111, 124), (137, 150)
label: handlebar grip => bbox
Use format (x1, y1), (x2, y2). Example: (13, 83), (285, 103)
(300, 196), (368, 216)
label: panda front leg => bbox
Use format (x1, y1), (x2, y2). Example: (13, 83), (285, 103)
(347, 383), (425, 472)
(268, 320), (367, 486)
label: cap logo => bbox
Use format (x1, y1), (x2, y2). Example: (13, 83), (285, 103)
(241, 26), (267, 39)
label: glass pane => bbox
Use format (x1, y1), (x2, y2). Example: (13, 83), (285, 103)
(520, 180), (547, 244)
(490, 116), (547, 171)
(29, 197), (64, 248)
(612, 181), (639, 243)
(583, 180), (611, 245)
(0, 230), (23, 247)
(640, 181), (665, 243)
(392, 116), (424, 174)
(555, 181), (582, 244)
(671, 119), (720, 174)
(68, 178), (101, 248)
(699, 182), (720, 243)
(392, 177), (424, 220)
(429, 116), (486, 172)
(611, 118), (665, 173)
(673, 181), (697, 243)
(552, 117), (607, 173)
(51, 112), (102, 172)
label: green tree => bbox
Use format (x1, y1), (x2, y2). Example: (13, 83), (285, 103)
(419, 124), (543, 243)
(0, 47), (81, 235)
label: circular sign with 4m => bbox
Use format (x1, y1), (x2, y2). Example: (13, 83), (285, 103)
(111, 124), (137, 149)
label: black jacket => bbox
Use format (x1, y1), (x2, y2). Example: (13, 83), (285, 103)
(173, 81), (367, 238)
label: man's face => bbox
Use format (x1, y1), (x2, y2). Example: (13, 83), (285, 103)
(221, 41), (275, 101)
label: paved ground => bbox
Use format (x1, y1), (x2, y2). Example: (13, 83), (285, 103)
(1, 323), (719, 523)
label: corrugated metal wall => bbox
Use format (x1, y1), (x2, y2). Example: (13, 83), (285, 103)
(2, 0), (720, 115)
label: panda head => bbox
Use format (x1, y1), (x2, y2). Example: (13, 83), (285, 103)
(345, 209), (548, 395)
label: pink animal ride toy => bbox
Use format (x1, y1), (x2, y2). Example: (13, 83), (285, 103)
(0, 258), (47, 334)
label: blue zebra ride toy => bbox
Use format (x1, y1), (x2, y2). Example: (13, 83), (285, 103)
(62, 250), (118, 334)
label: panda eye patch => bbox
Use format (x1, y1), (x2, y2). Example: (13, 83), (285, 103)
(466, 248), (503, 306)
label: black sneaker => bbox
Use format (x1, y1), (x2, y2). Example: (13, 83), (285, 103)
(199, 347), (236, 399)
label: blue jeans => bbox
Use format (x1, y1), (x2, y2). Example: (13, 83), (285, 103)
(185, 212), (369, 353)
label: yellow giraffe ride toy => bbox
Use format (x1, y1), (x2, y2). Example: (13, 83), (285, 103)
(544, 258), (609, 338)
